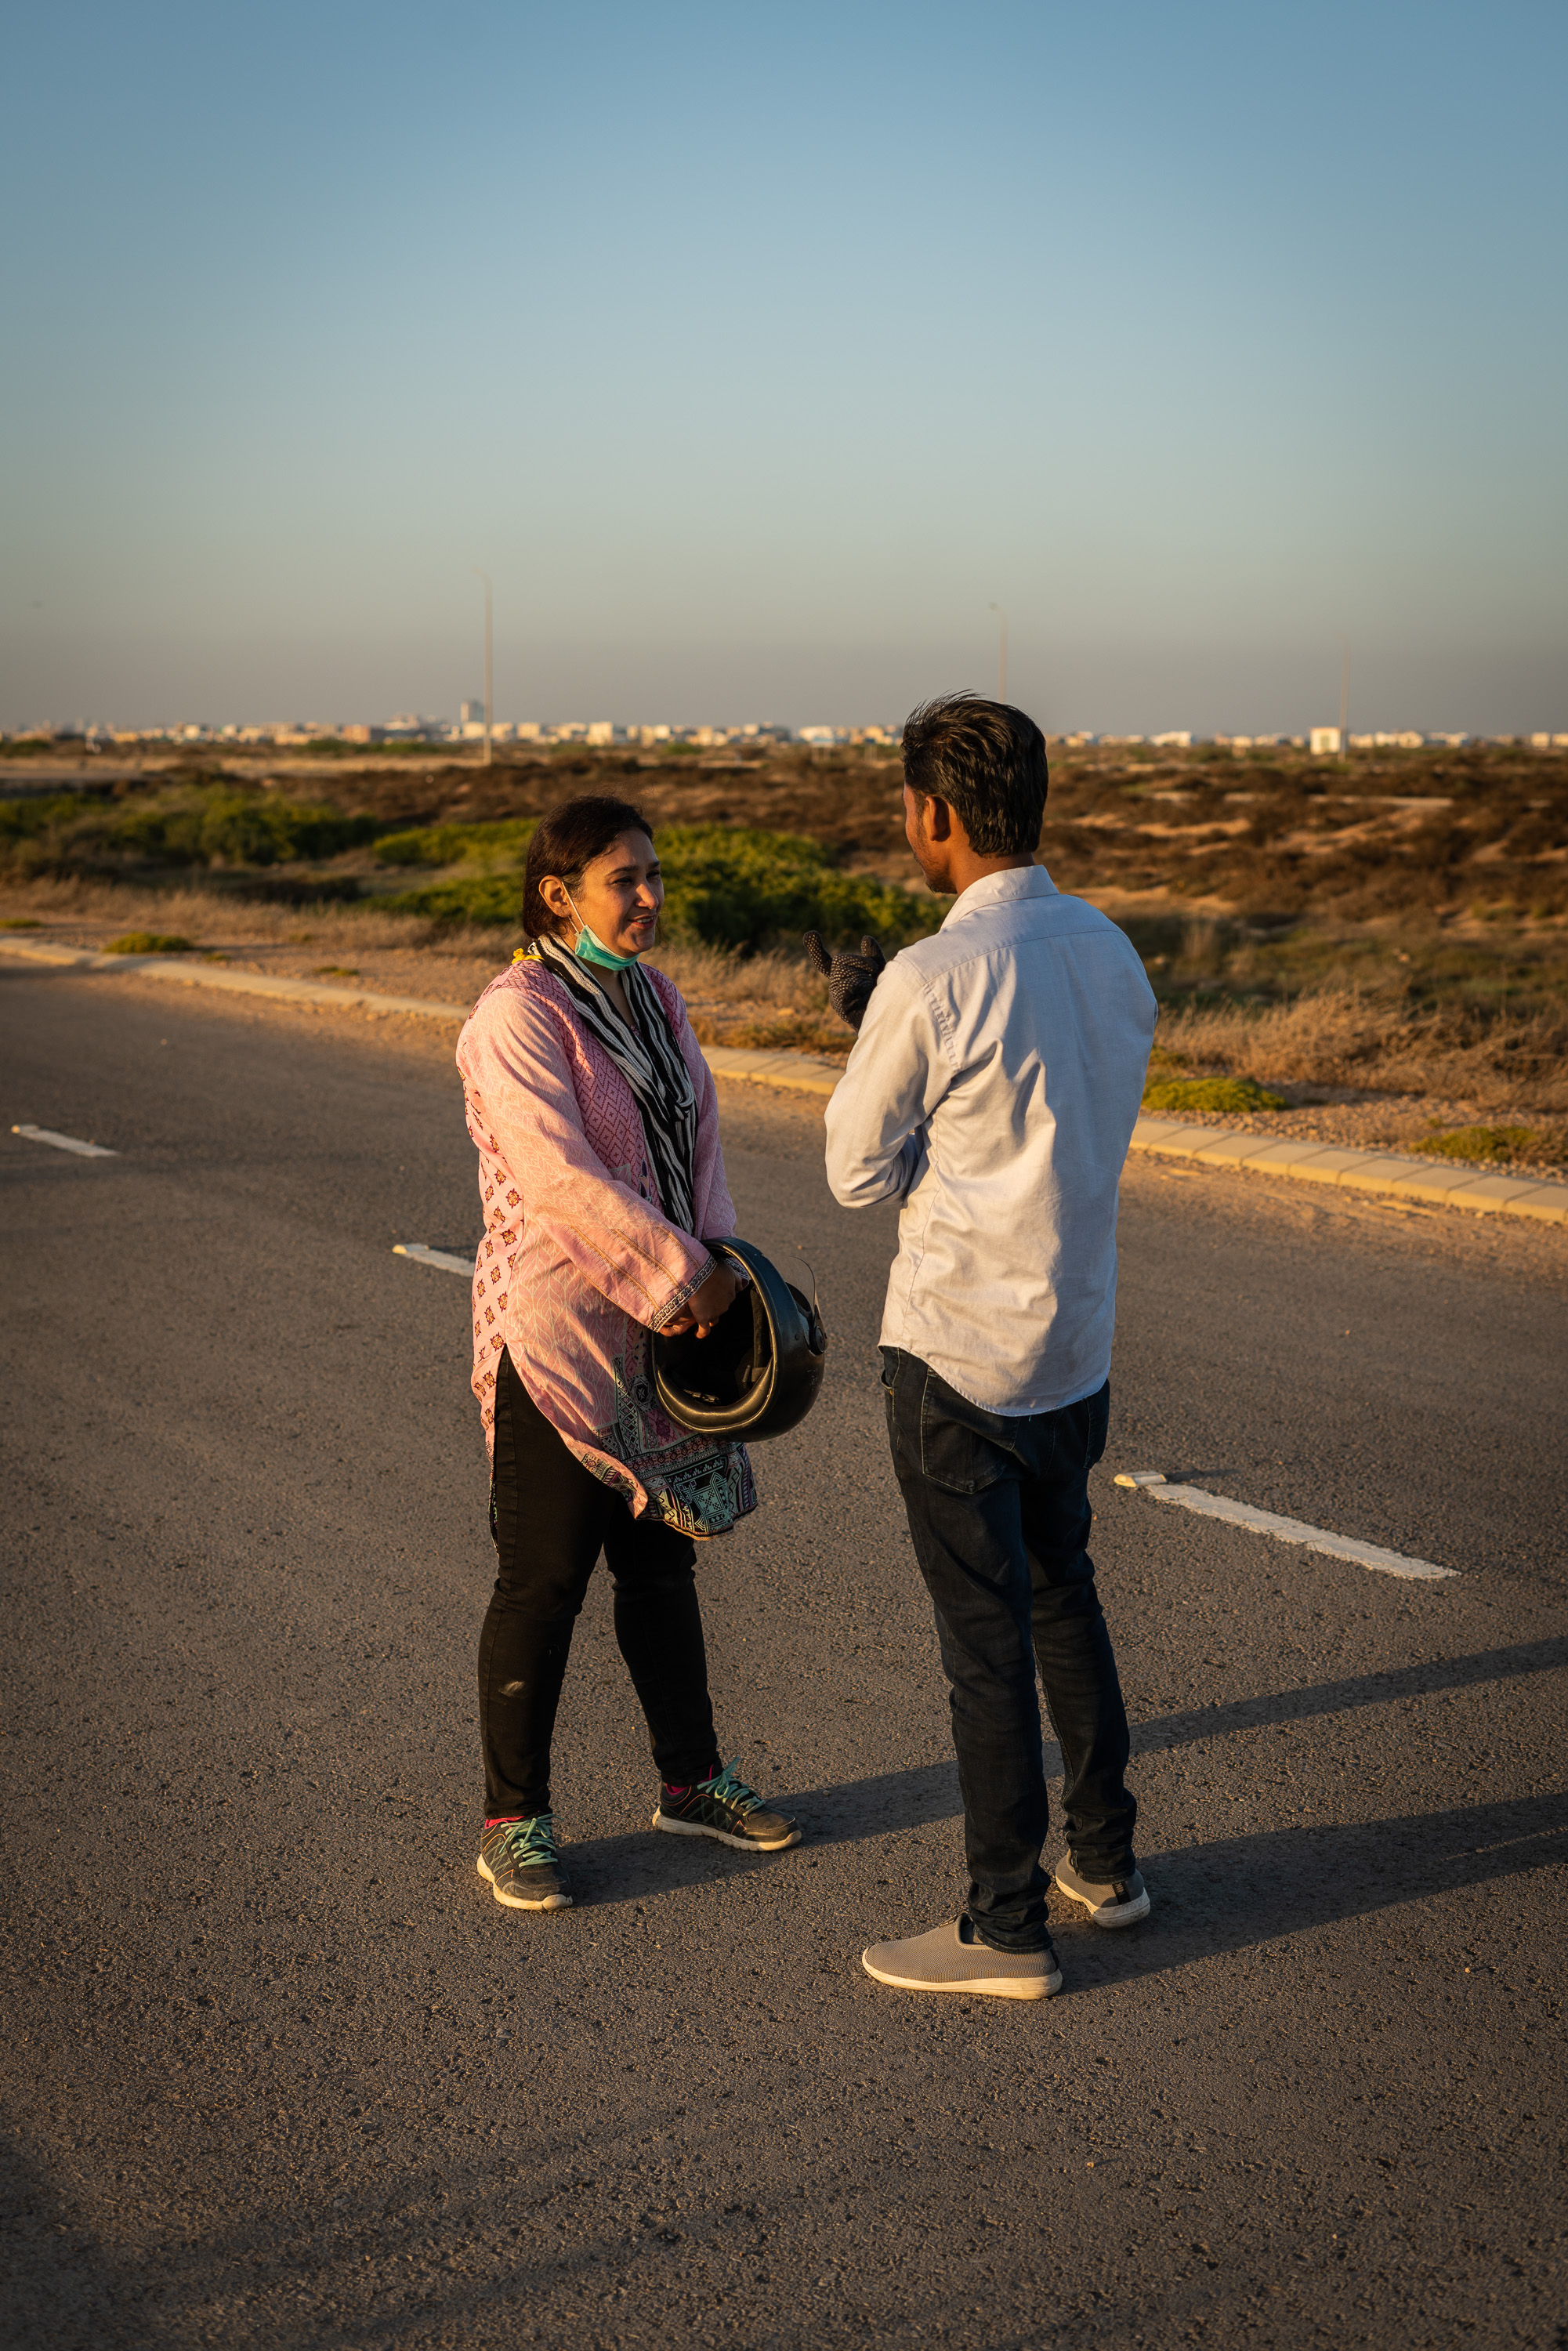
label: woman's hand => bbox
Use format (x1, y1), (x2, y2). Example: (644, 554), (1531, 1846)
(664, 1255), (743, 1339)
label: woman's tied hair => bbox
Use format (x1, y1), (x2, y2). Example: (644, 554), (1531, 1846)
(900, 692), (1048, 857)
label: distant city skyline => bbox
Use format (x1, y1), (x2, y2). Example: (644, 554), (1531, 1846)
(8, 629), (1562, 741)
(13, 714), (1563, 755)
(4, 4), (1565, 733)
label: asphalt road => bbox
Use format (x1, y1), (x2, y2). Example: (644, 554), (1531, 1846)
(3, 962), (1565, 2351)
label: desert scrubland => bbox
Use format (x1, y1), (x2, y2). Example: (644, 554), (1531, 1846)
(2, 734), (1565, 1175)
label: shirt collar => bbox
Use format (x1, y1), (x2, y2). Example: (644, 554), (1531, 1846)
(939, 862), (1057, 930)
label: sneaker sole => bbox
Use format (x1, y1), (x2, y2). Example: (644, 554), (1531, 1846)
(476, 1856), (573, 1911)
(651, 1808), (802, 1852)
(860, 1950), (1062, 2000)
(1053, 1869), (1150, 1929)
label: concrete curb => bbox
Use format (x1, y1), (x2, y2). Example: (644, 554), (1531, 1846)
(1128, 1114), (1568, 1224)
(0, 938), (471, 1022)
(5, 937), (1563, 1226)
(702, 1043), (843, 1095)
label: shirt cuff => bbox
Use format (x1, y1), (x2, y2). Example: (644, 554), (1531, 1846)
(650, 1257), (718, 1331)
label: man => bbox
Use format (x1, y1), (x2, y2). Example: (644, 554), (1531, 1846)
(808, 693), (1157, 2001)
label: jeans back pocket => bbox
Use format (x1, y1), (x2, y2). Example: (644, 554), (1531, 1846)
(918, 1367), (1012, 1495)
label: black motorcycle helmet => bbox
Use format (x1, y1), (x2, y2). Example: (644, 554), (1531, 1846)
(652, 1238), (827, 1441)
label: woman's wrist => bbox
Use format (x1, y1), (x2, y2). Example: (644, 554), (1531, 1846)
(650, 1258), (719, 1332)
(702, 1237), (750, 1288)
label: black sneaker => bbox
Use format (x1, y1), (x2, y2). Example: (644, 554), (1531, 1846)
(477, 1814), (573, 1911)
(653, 1759), (801, 1851)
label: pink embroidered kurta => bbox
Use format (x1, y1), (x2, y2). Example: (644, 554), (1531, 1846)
(456, 956), (757, 1538)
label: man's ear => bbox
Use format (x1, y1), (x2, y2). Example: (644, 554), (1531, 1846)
(925, 795), (954, 841)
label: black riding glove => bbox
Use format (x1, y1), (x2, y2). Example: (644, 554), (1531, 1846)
(802, 932), (887, 1032)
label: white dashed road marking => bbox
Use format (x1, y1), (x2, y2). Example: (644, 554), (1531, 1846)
(393, 1243), (476, 1277)
(1113, 1469), (1456, 1581)
(12, 1123), (118, 1158)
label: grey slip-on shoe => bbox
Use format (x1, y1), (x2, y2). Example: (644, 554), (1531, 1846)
(1053, 1855), (1150, 1929)
(861, 1917), (1063, 2001)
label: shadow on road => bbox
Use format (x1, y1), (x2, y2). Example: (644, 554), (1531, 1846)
(1062, 1788), (1568, 1993)
(9, 1788), (1565, 2345)
(564, 1638), (1568, 1907)
(0, 2130), (172, 2351)
(1128, 1636), (1568, 1755)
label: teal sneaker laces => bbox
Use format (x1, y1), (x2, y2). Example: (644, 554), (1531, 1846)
(497, 1813), (559, 1866)
(702, 1759), (762, 1816)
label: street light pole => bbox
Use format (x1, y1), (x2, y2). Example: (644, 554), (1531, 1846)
(989, 603), (1009, 701)
(1338, 635), (1350, 758)
(473, 568), (494, 766)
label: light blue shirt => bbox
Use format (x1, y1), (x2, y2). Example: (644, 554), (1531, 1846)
(824, 864), (1157, 1415)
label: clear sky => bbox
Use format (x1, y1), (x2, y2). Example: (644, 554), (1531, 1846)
(3, 0), (1564, 734)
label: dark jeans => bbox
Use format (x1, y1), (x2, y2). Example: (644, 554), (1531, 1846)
(480, 1347), (720, 1817)
(882, 1347), (1136, 1955)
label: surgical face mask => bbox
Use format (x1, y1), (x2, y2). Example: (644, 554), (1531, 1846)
(562, 885), (643, 972)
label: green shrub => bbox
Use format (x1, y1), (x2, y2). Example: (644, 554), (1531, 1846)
(0, 784), (381, 874)
(378, 874), (523, 924)
(1142, 1074), (1287, 1115)
(1414, 1124), (1537, 1164)
(0, 792), (92, 847)
(106, 790), (379, 867)
(103, 932), (195, 955)
(654, 826), (932, 953)
(0, 916), (42, 929)
(373, 818), (538, 868)
(378, 820), (936, 954)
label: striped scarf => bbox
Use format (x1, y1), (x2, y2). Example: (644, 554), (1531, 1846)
(532, 935), (698, 1237)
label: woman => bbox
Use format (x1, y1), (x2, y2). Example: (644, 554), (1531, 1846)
(456, 795), (799, 1913)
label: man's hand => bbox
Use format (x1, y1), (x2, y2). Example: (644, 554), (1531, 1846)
(663, 1255), (743, 1339)
(803, 932), (886, 1031)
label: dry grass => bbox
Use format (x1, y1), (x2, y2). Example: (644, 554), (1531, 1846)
(5, 877), (834, 999)
(646, 940), (841, 1055)
(0, 873), (850, 1052)
(1155, 984), (1568, 1116)
(0, 874), (483, 958)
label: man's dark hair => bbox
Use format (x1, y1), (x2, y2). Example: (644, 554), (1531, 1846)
(521, 795), (655, 938)
(900, 693), (1048, 857)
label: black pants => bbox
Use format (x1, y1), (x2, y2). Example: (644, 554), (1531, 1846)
(882, 1348), (1136, 1954)
(480, 1347), (721, 1817)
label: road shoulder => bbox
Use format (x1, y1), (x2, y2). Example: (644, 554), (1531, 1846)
(5, 936), (1563, 1229)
